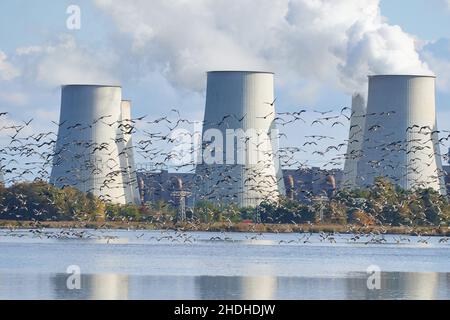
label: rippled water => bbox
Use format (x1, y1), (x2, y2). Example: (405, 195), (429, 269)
(0, 229), (448, 300)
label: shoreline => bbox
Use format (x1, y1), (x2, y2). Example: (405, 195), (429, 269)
(0, 220), (448, 236)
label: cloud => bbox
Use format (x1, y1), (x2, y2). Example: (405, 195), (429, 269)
(0, 1), (439, 152)
(0, 51), (20, 81)
(0, 91), (28, 106)
(95, 0), (271, 91)
(94, 0), (430, 94)
(339, 22), (432, 92)
(13, 35), (119, 87)
(0, 35), (121, 130)
(2, 1), (432, 101)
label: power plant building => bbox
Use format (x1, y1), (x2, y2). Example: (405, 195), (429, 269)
(42, 75), (450, 207)
(50, 85), (139, 204)
(137, 167), (341, 209)
(195, 71), (285, 207)
(357, 75), (446, 194)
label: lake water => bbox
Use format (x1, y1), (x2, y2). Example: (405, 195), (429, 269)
(0, 229), (448, 300)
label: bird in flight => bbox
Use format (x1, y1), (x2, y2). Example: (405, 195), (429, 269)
(264, 98), (277, 107)
(314, 110), (333, 115)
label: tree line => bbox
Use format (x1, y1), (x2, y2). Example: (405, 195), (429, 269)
(0, 178), (449, 227)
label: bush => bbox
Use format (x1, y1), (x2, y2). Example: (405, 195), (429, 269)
(257, 198), (318, 224)
(349, 210), (376, 226)
(325, 201), (347, 224)
(0, 181), (105, 221)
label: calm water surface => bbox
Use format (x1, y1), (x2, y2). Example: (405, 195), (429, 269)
(0, 229), (448, 300)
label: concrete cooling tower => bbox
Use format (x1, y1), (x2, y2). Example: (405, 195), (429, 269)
(342, 94), (367, 189)
(195, 71), (285, 207)
(357, 75), (446, 194)
(50, 85), (135, 204)
(118, 100), (140, 205)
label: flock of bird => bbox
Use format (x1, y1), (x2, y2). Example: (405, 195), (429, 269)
(0, 103), (449, 240)
(0, 227), (448, 246)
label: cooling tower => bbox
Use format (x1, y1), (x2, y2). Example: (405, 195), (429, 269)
(196, 71), (285, 207)
(50, 85), (128, 204)
(342, 94), (367, 189)
(357, 75), (446, 194)
(118, 100), (140, 205)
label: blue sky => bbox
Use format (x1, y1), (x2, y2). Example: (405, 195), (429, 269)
(380, 0), (450, 40)
(0, 0), (111, 51)
(0, 0), (449, 169)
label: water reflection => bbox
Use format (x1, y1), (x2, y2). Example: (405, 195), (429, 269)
(345, 272), (446, 300)
(0, 230), (448, 300)
(241, 264), (277, 300)
(50, 274), (129, 300)
(0, 272), (448, 300)
(193, 275), (277, 300)
(402, 273), (440, 300)
(90, 274), (129, 300)
(243, 276), (277, 300)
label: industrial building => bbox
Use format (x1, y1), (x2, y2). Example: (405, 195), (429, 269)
(356, 75), (446, 195)
(48, 75), (450, 208)
(283, 167), (342, 201)
(137, 167), (341, 208)
(195, 71), (286, 207)
(137, 168), (197, 207)
(50, 85), (139, 204)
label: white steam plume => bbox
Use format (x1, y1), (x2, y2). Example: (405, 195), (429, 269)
(94, 0), (432, 94)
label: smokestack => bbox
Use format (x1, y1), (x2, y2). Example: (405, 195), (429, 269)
(118, 100), (140, 205)
(50, 85), (128, 204)
(326, 174), (337, 199)
(357, 75), (446, 194)
(287, 175), (295, 201)
(343, 93), (367, 189)
(196, 71), (285, 207)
